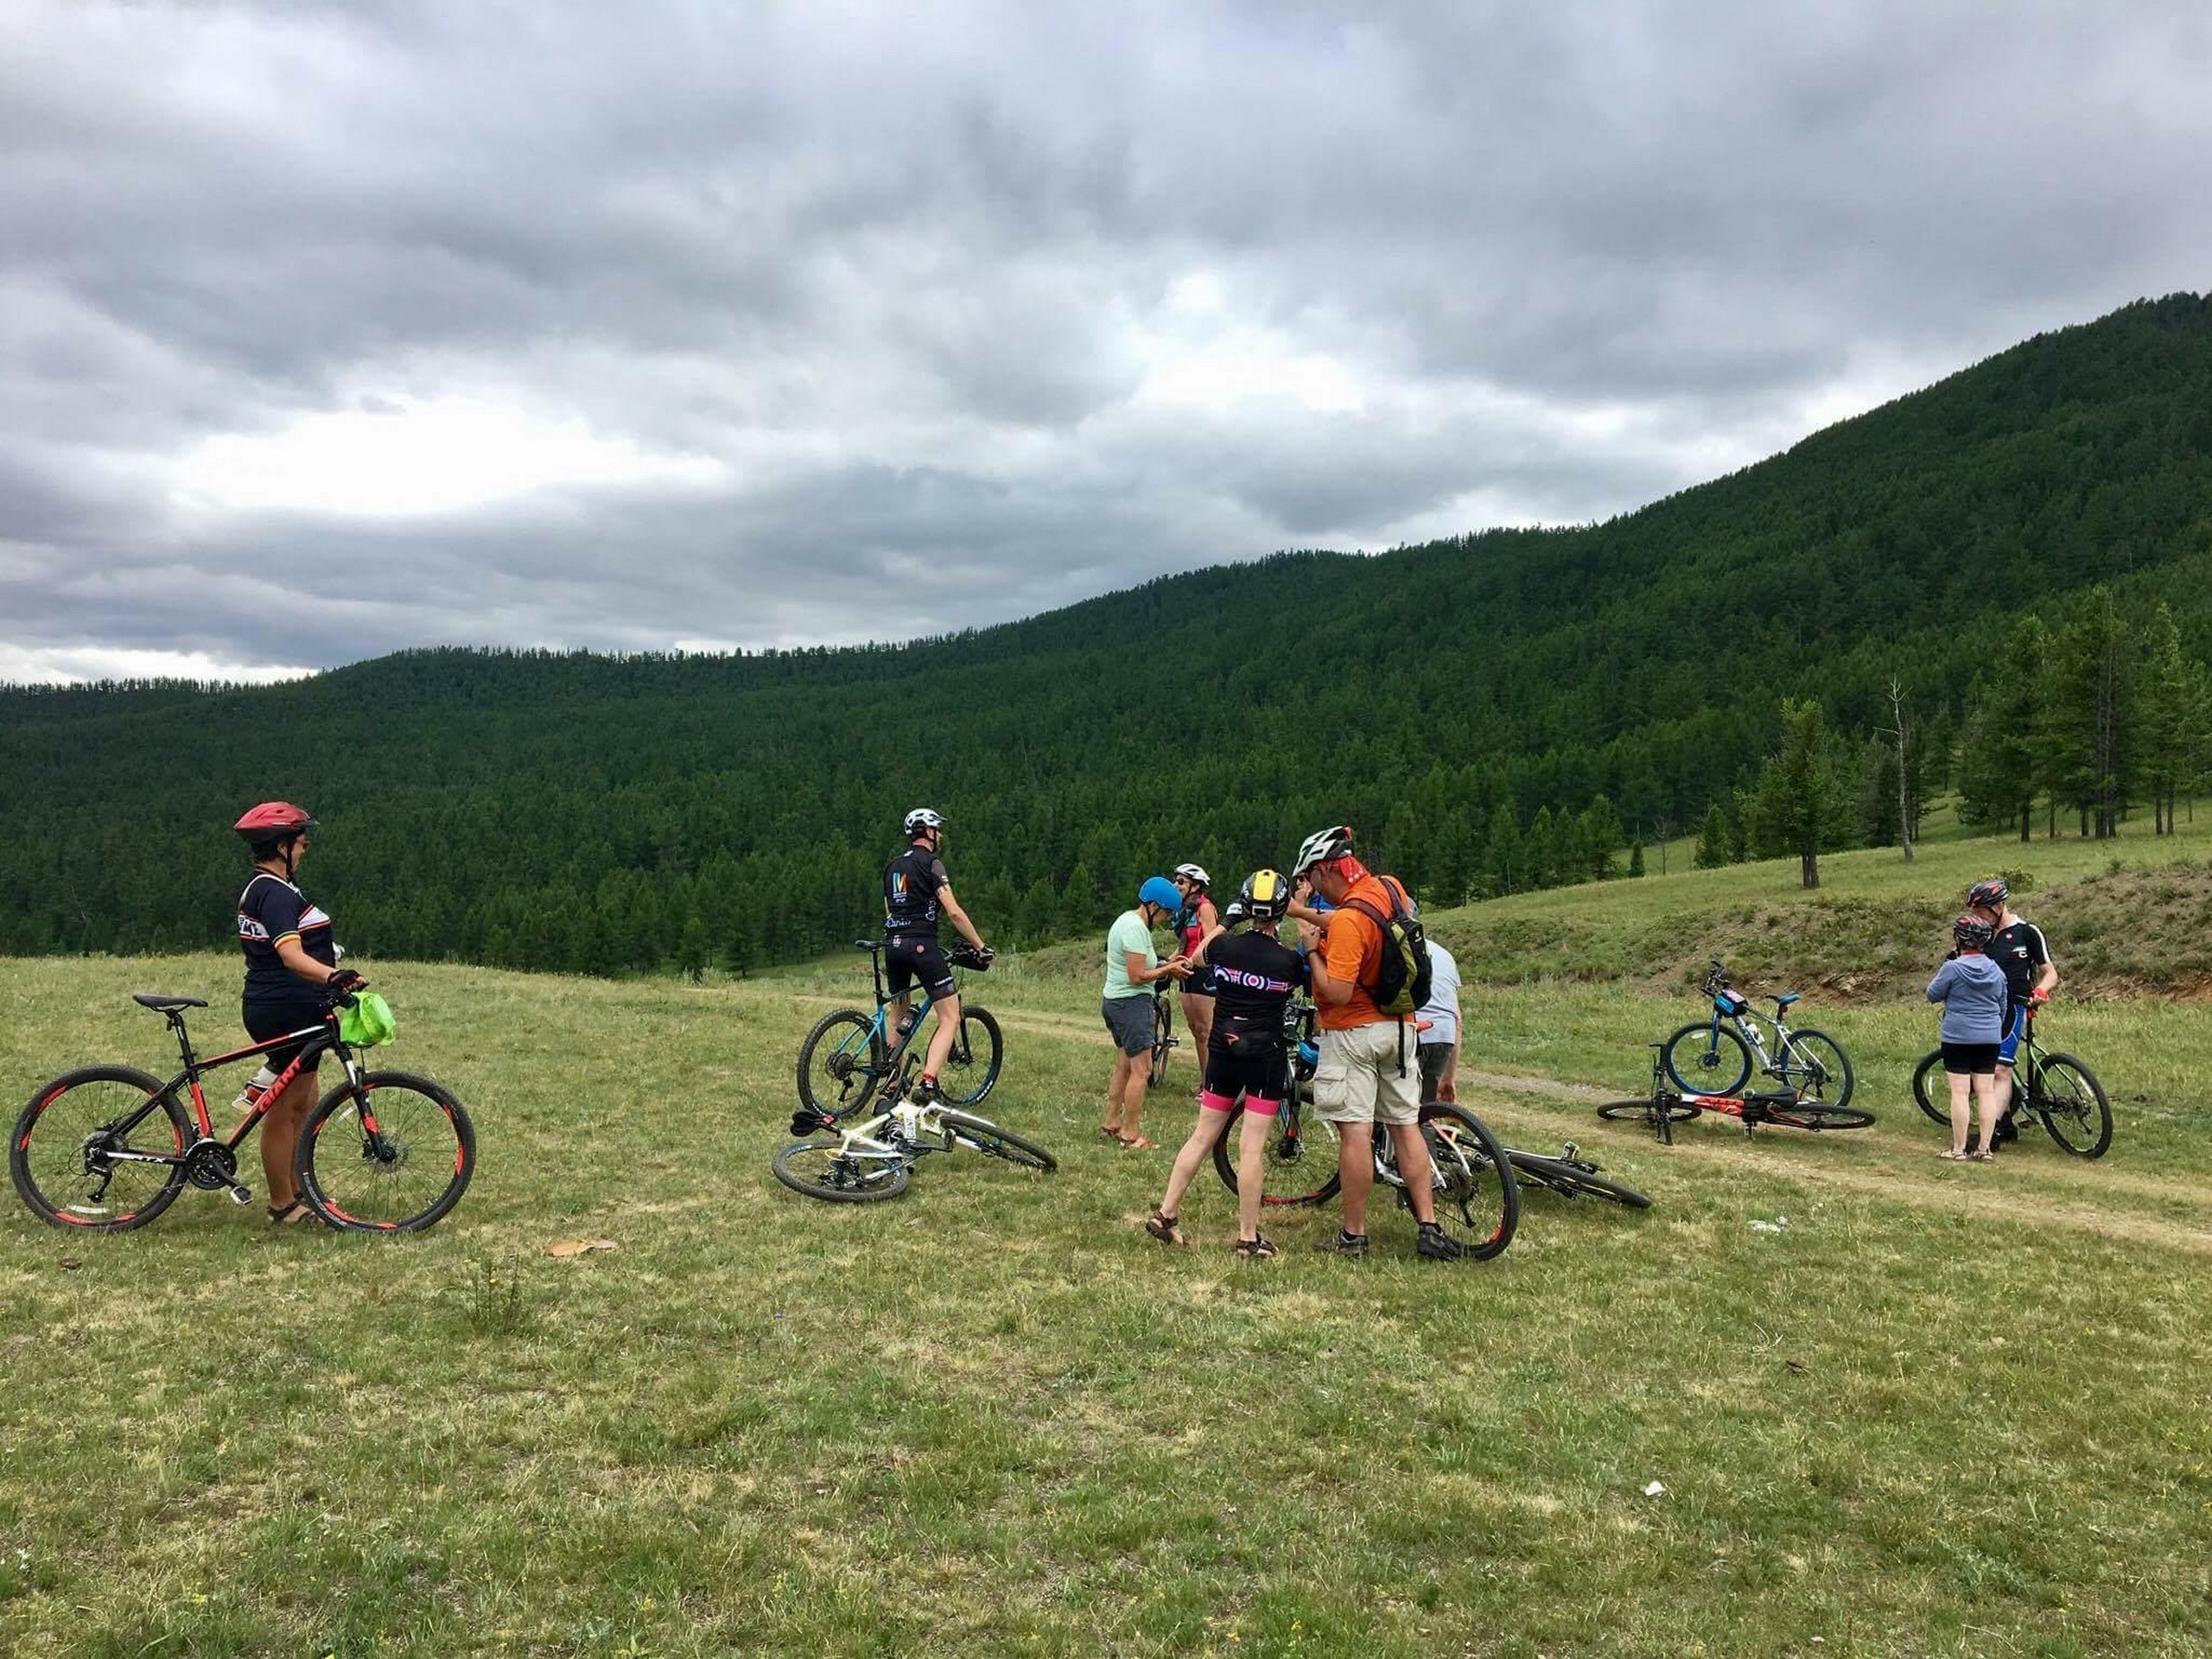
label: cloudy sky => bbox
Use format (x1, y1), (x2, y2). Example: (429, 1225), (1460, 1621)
(3, 1), (2208, 682)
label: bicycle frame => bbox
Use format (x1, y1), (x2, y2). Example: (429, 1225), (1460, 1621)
(814, 939), (982, 1122)
(85, 1013), (371, 1169)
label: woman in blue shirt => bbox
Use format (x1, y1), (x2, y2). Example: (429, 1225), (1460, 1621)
(1925, 914), (2008, 1162)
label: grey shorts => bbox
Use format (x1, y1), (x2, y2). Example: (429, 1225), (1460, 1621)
(1417, 1040), (1454, 1100)
(1103, 995), (1154, 1058)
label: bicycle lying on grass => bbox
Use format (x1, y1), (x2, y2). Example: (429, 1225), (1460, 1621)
(796, 939), (1002, 1119)
(1910, 1003), (2112, 1158)
(1502, 1141), (1650, 1209)
(10, 989), (475, 1232)
(773, 1088), (1055, 1204)
(1662, 960), (1855, 1106)
(1599, 1045), (1875, 1145)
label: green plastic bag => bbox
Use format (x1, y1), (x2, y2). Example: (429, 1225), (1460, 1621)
(338, 991), (397, 1047)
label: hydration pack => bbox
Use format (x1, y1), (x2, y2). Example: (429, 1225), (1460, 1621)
(1344, 876), (1432, 1017)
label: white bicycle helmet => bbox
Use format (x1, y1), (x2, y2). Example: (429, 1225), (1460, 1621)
(1172, 862), (1210, 889)
(902, 807), (946, 837)
(1291, 824), (1355, 877)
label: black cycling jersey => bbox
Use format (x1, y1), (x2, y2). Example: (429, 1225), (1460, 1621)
(237, 872), (336, 1002)
(883, 845), (951, 937)
(1988, 920), (2050, 1011)
(1204, 929), (1305, 1056)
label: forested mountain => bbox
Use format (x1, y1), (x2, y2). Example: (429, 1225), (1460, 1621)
(5, 293), (2212, 974)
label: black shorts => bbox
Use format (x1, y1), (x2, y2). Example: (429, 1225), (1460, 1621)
(1181, 964), (1220, 999)
(243, 995), (327, 1071)
(887, 935), (957, 1002)
(1205, 1043), (1289, 1104)
(1941, 1041), (2000, 1076)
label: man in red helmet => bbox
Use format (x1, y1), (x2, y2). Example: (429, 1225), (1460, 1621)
(233, 803), (360, 1224)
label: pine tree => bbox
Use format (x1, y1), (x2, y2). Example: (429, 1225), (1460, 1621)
(1747, 698), (1846, 888)
(1693, 804), (1730, 870)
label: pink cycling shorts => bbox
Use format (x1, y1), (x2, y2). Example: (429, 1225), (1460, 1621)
(1200, 1089), (1281, 1118)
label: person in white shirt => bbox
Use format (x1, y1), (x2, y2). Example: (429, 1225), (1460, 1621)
(1414, 939), (1463, 1103)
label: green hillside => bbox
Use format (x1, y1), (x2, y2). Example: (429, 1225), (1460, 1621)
(4, 293), (2211, 972)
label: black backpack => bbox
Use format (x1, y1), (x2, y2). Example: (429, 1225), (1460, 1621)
(1344, 876), (1432, 1017)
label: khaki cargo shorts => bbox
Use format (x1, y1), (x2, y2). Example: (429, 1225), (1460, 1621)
(1312, 1020), (1421, 1126)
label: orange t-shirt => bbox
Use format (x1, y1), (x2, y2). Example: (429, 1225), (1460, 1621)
(1314, 872), (1411, 1031)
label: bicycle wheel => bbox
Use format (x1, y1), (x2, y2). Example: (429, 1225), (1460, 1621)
(1596, 1096), (1700, 1125)
(938, 1007), (1004, 1107)
(1760, 1099), (1876, 1132)
(1910, 1051), (1948, 1127)
(10, 1066), (190, 1231)
(1507, 1152), (1651, 1210)
(1662, 1023), (1751, 1095)
(772, 1139), (912, 1202)
(1147, 994), (1175, 1088)
(1776, 1028), (1854, 1107)
(296, 1071), (476, 1232)
(939, 1108), (1055, 1172)
(1408, 1103), (1519, 1261)
(798, 1009), (887, 1118)
(2031, 1053), (2113, 1159)
(1211, 1100), (1343, 1207)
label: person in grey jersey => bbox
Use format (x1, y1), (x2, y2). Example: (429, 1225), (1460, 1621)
(1926, 914), (2008, 1162)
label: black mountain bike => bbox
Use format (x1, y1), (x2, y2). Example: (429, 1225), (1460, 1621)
(1504, 1141), (1650, 1209)
(1910, 1004), (2112, 1158)
(11, 990), (475, 1233)
(1147, 971), (1179, 1088)
(795, 940), (1001, 1121)
(1206, 1001), (1518, 1259)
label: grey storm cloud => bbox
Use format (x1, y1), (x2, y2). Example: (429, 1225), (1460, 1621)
(3, 0), (2210, 678)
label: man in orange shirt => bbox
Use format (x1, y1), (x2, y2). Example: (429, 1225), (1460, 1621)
(1291, 825), (1461, 1261)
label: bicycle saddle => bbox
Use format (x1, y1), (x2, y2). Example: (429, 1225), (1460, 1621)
(852, 938), (881, 951)
(1771, 993), (1801, 1008)
(132, 993), (208, 1012)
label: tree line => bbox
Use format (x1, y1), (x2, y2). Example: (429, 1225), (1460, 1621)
(3, 294), (2211, 969)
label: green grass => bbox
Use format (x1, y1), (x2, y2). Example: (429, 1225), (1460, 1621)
(4, 946), (2211, 1658)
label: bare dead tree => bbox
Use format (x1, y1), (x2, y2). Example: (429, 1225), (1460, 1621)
(1882, 677), (1914, 864)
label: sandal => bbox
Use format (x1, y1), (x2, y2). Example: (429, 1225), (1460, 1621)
(1099, 1124), (1124, 1142)
(1118, 1134), (1156, 1150)
(1938, 1149), (1974, 1162)
(1233, 1234), (1279, 1261)
(1971, 1147), (1997, 1162)
(267, 1199), (324, 1227)
(1144, 1211), (1185, 1246)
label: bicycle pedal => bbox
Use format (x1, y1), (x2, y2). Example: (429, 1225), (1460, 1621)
(226, 1185), (254, 1205)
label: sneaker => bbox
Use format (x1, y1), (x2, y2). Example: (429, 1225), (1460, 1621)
(1416, 1222), (1464, 1262)
(912, 1076), (942, 1105)
(1315, 1230), (1370, 1258)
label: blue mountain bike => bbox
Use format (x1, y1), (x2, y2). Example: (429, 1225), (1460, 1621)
(794, 939), (1002, 1120)
(1662, 960), (1855, 1106)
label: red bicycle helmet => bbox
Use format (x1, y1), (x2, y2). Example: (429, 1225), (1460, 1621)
(233, 802), (316, 841)
(1953, 913), (1995, 950)
(1965, 878), (2009, 910)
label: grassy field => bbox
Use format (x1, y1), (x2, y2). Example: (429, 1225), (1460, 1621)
(4, 838), (2211, 1656)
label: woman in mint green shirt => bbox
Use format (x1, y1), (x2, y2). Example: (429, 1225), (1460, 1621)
(1102, 877), (1190, 1149)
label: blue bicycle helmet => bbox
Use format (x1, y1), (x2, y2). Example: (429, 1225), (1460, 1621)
(1138, 876), (1183, 911)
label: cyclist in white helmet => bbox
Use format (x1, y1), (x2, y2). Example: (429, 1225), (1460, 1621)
(1170, 862), (1223, 1084)
(882, 808), (992, 1103)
